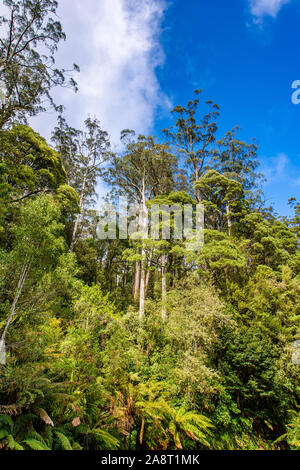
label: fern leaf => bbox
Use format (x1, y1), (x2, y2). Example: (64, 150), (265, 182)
(54, 431), (73, 450)
(23, 438), (50, 450)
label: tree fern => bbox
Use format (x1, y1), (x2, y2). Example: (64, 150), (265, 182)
(43, 425), (53, 449)
(54, 431), (73, 450)
(23, 438), (51, 450)
(0, 415), (13, 433)
(89, 428), (120, 450)
(6, 434), (24, 450)
(167, 407), (213, 449)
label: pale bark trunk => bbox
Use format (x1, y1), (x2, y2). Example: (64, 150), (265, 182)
(144, 248), (153, 297)
(190, 137), (201, 204)
(195, 167), (202, 203)
(161, 254), (167, 322)
(139, 252), (146, 320)
(145, 269), (151, 298)
(132, 261), (140, 300)
(1, 260), (31, 344)
(226, 201), (232, 236)
(70, 171), (88, 251)
(139, 181), (148, 320)
(123, 261), (128, 289)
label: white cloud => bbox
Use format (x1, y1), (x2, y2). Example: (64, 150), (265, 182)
(249, 0), (291, 20)
(0, 3), (9, 16)
(262, 152), (289, 184)
(3, 1), (169, 145)
(1, 0), (169, 201)
(40, 0), (170, 147)
(275, 152), (289, 173)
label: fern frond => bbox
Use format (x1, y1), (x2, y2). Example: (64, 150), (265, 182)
(6, 434), (24, 450)
(89, 428), (120, 449)
(23, 438), (50, 450)
(54, 431), (73, 450)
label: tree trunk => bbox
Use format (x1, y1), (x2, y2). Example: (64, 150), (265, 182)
(190, 138), (201, 204)
(132, 261), (140, 300)
(226, 201), (232, 236)
(139, 184), (148, 320)
(161, 254), (167, 322)
(145, 248), (154, 297)
(1, 260), (31, 345)
(123, 261), (128, 289)
(139, 252), (146, 320)
(195, 167), (201, 203)
(70, 171), (88, 251)
(145, 269), (151, 298)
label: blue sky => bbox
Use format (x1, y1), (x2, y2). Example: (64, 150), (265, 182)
(155, 0), (300, 215)
(23, 0), (300, 215)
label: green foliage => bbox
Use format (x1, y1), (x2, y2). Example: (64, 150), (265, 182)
(0, 0), (78, 127)
(276, 412), (300, 449)
(0, 4), (298, 450)
(0, 125), (66, 197)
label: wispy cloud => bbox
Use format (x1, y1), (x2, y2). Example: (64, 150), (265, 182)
(0, 3), (9, 16)
(49, 0), (170, 146)
(262, 152), (289, 184)
(1, 0), (169, 200)
(262, 153), (300, 201)
(275, 152), (289, 173)
(249, 0), (291, 21)
(0, 0), (170, 144)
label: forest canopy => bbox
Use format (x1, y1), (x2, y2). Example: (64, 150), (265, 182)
(0, 0), (299, 452)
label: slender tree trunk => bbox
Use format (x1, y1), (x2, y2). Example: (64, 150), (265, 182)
(139, 183), (148, 320)
(139, 253), (146, 320)
(190, 138), (201, 203)
(226, 201), (232, 236)
(123, 261), (128, 289)
(70, 171), (88, 251)
(1, 259), (31, 345)
(161, 254), (167, 322)
(144, 248), (153, 297)
(195, 167), (202, 203)
(145, 269), (151, 297)
(132, 261), (140, 300)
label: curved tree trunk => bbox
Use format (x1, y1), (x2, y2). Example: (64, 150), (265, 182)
(0, 258), (32, 364)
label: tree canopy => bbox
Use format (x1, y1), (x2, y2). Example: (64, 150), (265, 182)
(0, 0), (299, 453)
